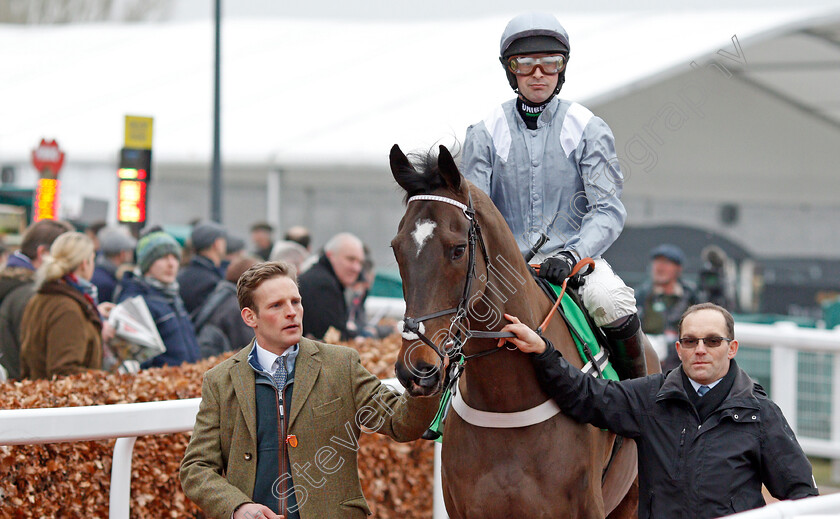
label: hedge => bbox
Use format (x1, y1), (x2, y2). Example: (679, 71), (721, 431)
(0, 335), (434, 518)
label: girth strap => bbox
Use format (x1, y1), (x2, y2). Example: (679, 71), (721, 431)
(451, 391), (561, 428)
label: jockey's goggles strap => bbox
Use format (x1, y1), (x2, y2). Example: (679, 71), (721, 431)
(507, 54), (566, 76)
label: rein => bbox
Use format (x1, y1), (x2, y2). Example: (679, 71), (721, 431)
(532, 258), (595, 333)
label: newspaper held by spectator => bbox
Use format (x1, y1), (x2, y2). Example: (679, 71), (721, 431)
(106, 296), (165, 370)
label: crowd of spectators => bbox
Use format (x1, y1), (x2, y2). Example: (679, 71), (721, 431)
(0, 218), (387, 381)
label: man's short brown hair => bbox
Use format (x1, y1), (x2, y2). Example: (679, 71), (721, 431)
(20, 219), (75, 260)
(678, 302), (735, 339)
(250, 221), (274, 234)
(237, 261), (298, 313)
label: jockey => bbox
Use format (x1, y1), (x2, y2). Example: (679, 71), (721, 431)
(461, 12), (648, 379)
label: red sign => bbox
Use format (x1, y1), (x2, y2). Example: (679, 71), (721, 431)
(31, 139), (65, 177)
(34, 178), (60, 221)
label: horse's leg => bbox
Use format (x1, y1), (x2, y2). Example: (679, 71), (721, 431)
(601, 436), (638, 514)
(607, 478), (639, 519)
(442, 481), (464, 519)
(441, 445), (465, 519)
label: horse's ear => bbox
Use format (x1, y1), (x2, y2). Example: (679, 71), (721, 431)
(390, 144), (418, 193)
(437, 145), (462, 191)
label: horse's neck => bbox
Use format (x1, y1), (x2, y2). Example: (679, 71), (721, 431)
(460, 275), (558, 413)
(461, 195), (579, 412)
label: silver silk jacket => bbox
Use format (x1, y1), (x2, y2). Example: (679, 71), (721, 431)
(461, 96), (626, 260)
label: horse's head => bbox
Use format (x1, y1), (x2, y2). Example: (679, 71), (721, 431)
(389, 143), (487, 396)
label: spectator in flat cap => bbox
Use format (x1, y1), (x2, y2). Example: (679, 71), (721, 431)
(249, 221), (274, 261)
(636, 243), (699, 371)
(178, 221), (227, 314)
(116, 231), (200, 368)
(91, 226), (136, 303)
(223, 235), (246, 271)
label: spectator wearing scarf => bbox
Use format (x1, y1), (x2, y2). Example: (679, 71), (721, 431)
(116, 231), (200, 368)
(20, 232), (103, 379)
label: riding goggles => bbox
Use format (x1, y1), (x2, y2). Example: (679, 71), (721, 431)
(507, 54), (566, 76)
(678, 337), (732, 348)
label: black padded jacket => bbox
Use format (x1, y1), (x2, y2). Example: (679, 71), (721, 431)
(531, 343), (818, 518)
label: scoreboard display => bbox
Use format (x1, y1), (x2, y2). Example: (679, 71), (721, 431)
(117, 149), (151, 224)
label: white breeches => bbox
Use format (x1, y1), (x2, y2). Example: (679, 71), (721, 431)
(578, 258), (637, 327)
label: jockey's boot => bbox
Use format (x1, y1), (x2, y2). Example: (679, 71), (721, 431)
(603, 314), (648, 380)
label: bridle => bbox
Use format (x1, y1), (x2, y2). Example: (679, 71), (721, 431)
(400, 190), (595, 370)
(400, 190), (517, 365)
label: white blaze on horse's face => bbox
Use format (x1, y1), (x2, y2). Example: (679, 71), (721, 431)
(411, 219), (437, 257)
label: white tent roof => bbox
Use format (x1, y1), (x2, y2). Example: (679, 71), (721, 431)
(1, 7), (838, 166)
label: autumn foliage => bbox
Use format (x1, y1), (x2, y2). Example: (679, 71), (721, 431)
(0, 335), (434, 518)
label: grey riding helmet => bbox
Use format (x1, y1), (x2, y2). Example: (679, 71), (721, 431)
(499, 12), (570, 93)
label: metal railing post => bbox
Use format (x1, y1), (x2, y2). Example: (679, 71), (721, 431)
(433, 442), (447, 519)
(832, 353), (840, 483)
(109, 436), (138, 519)
(770, 323), (799, 434)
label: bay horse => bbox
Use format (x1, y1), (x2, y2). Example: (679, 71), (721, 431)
(389, 144), (659, 518)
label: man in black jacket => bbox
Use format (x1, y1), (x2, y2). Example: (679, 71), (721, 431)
(501, 302), (818, 518)
(178, 221), (227, 314)
(297, 232), (364, 341)
(0, 219), (74, 379)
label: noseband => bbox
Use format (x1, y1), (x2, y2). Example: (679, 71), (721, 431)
(401, 191), (515, 363)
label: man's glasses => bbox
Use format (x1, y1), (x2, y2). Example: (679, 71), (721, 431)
(678, 337), (732, 348)
(507, 55), (566, 76)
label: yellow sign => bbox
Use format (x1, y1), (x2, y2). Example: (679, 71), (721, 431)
(124, 115), (154, 149)
(34, 178), (60, 222)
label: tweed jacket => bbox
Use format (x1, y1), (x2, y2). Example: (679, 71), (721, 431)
(180, 337), (440, 519)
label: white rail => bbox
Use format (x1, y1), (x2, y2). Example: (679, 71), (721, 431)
(0, 398), (201, 518)
(724, 492), (840, 518)
(0, 378), (446, 519)
(735, 321), (840, 483)
(2, 319), (839, 517)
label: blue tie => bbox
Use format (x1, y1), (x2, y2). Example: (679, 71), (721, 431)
(273, 357), (287, 392)
(697, 385), (710, 397)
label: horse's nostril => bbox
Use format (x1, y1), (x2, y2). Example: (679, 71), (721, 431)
(415, 362), (440, 387)
(397, 360), (441, 390)
(417, 372), (439, 388)
(417, 364), (437, 376)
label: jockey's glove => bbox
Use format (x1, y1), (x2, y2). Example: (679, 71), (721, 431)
(538, 251), (577, 285)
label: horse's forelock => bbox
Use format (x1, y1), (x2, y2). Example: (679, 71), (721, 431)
(398, 150), (445, 204)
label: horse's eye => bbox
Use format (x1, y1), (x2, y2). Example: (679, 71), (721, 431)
(451, 244), (467, 261)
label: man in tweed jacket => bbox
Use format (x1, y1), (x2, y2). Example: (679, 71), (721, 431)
(181, 261), (439, 519)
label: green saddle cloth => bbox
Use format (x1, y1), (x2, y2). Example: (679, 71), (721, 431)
(549, 284), (620, 382)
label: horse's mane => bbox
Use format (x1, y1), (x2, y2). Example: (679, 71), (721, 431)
(397, 143), (462, 204)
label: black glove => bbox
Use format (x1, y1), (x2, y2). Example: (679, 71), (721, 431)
(538, 251), (576, 285)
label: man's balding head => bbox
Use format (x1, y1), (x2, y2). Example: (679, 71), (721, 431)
(324, 233), (364, 288)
